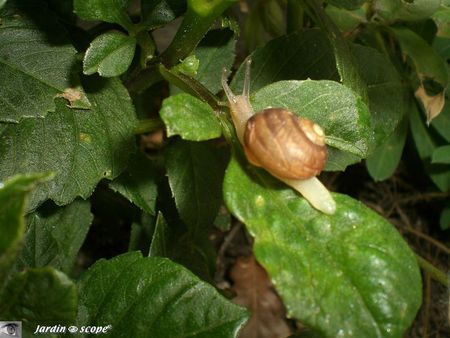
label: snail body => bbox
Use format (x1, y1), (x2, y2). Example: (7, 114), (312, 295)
(222, 59), (336, 214)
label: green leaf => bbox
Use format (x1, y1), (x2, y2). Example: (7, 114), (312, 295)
(76, 251), (248, 337)
(433, 8), (450, 38)
(194, 29), (236, 94)
(0, 173), (52, 287)
(160, 93), (221, 141)
(366, 116), (408, 181)
(325, 0), (365, 10)
(73, 0), (133, 31)
(149, 212), (169, 257)
(374, 0), (441, 21)
(410, 103), (450, 191)
(393, 27), (448, 87)
(0, 1), (78, 122)
(141, 0), (186, 29)
(109, 153), (158, 215)
(252, 80), (374, 171)
(223, 157), (422, 338)
(439, 205), (450, 230)
(83, 31), (136, 77)
(325, 5), (366, 32)
(306, 0), (368, 102)
(432, 145), (450, 164)
(353, 45), (407, 144)
(392, 27), (448, 123)
(0, 77), (137, 211)
(165, 139), (226, 237)
(430, 87), (450, 142)
(231, 30), (338, 94)
(0, 267), (77, 330)
(16, 200), (93, 273)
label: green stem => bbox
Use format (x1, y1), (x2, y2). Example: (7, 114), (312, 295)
(303, 0), (368, 103)
(159, 64), (220, 110)
(136, 30), (156, 68)
(161, 0), (237, 67)
(287, 0), (304, 33)
(416, 254), (448, 286)
(124, 64), (162, 95)
(135, 118), (164, 134)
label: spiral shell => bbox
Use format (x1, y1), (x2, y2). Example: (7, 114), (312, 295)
(243, 108), (327, 180)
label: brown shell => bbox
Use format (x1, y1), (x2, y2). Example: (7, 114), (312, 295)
(244, 108), (327, 180)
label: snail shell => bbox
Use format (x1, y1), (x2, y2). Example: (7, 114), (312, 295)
(243, 108), (327, 180)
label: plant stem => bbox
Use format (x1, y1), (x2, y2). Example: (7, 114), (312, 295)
(159, 64), (220, 110)
(287, 0), (304, 33)
(161, 0), (237, 67)
(416, 254), (448, 286)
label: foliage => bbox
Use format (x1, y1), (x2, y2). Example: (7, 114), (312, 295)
(2, 0), (450, 336)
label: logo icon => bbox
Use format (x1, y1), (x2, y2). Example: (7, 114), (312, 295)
(68, 326), (78, 333)
(0, 322), (21, 338)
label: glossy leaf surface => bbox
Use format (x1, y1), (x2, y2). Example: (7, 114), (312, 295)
(77, 251), (248, 338)
(223, 157), (422, 338)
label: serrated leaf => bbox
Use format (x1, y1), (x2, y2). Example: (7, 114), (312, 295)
(366, 116), (407, 181)
(0, 77), (137, 211)
(410, 103), (450, 191)
(165, 139), (225, 236)
(392, 27), (448, 123)
(84, 31), (136, 77)
(0, 1), (78, 122)
(231, 30), (338, 94)
(73, 0), (133, 31)
(374, 0), (440, 21)
(160, 93), (221, 141)
(0, 173), (52, 287)
(76, 251), (248, 337)
(195, 29), (236, 94)
(16, 200), (92, 273)
(0, 267), (77, 331)
(432, 145), (450, 164)
(252, 80), (374, 171)
(223, 157), (422, 338)
(109, 153), (158, 215)
(353, 44), (407, 144)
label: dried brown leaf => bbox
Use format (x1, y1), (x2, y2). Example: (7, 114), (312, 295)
(230, 255), (291, 338)
(415, 85), (445, 125)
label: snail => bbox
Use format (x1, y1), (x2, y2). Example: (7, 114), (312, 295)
(222, 59), (336, 214)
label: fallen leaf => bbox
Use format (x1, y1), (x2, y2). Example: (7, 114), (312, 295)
(230, 255), (291, 338)
(415, 84), (445, 125)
